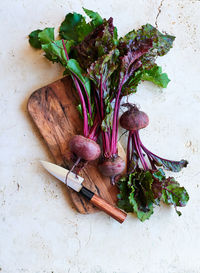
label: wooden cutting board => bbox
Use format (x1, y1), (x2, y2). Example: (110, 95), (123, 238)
(27, 77), (126, 214)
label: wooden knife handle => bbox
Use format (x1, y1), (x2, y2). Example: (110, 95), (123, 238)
(80, 187), (127, 223)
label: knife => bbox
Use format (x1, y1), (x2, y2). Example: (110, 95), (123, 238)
(40, 161), (127, 223)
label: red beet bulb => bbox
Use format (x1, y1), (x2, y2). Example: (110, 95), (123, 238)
(98, 156), (125, 184)
(120, 104), (149, 131)
(69, 135), (101, 161)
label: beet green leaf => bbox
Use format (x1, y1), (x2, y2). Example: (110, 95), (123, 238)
(161, 177), (189, 215)
(38, 28), (55, 45)
(117, 169), (189, 221)
(59, 12), (90, 42)
(141, 144), (188, 172)
(42, 40), (75, 64)
(59, 9), (103, 43)
(83, 8), (103, 28)
(117, 176), (134, 213)
(66, 59), (91, 100)
(29, 27), (55, 49)
(29, 29), (42, 49)
(141, 65), (170, 88)
(75, 17), (116, 70)
(118, 171), (155, 221)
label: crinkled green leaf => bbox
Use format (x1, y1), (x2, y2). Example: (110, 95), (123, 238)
(38, 28), (55, 45)
(29, 28), (55, 49)
(59, 8), (103, 44)
(75, 18), (116, 69)
(95, 19), (116, 57)
(152, 169), (166, 200)
(120, 69), (143, 96)
(129, 187), (154, 222)
(83, 8), (103, 28)
(115, 23), (174, 95)
(140, 171), (155, 202)
(122, 23), (175, 57)
(144, 23), (175, 56)
(117, 170), (155, 221)
(162, 177), (189, 208)
(152, 169), (189, 214)
(29, 29), (42, 49)
(117, 168), (189, 221)
(87, 49), (118, 130)
(120, 40), (152, 86)
(59, 12), (90, 42)
(141, 65), (170, 88)
(117, 176), (133, 213)
(120, 24), (175, 71)
(87, 49), (119, 88)
(152, 168), (166, 182)
(119, 64), (170, 95)
(42, 40), (75, 64)
(111, 39), (153, 98)
(113, 27), (119, 46)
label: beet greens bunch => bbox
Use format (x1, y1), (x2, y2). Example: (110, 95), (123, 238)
(118, 104), (189, 221)
(29, 8), (189, 221)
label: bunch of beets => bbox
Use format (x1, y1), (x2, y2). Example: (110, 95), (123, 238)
(29, 8), (189, 221)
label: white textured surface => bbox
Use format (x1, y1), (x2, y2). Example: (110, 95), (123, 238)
(0, 0), (200, 272)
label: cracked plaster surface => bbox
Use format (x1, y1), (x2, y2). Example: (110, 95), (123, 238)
(0, 0), (200, 272)
(155, 0), (165, 28)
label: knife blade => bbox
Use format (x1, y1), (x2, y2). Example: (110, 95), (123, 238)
(40, 161), (127, 223)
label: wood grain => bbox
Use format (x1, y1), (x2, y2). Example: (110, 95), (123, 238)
(27, 77), (125, 214)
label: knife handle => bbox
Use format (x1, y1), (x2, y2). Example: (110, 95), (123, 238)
(80, 187), (127, 223)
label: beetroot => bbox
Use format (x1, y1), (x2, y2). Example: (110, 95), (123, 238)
(120, 104), (149, 131)
(98, 156), (125, 178)
(69, 135), (101, 161)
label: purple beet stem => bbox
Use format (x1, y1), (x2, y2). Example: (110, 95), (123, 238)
(111, 78), (125, 155)
(62, 39), (91, 137)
